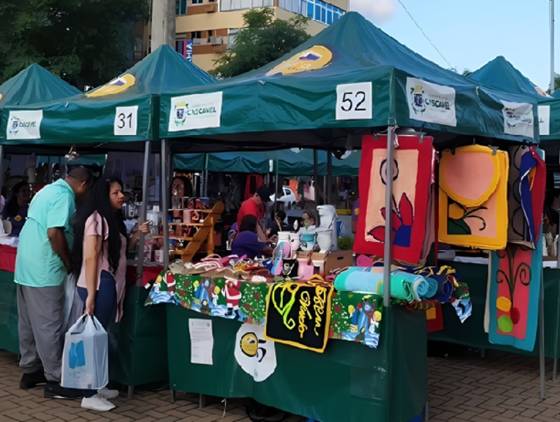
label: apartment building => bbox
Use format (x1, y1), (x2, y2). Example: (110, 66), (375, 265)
(174, 0), (348, 71)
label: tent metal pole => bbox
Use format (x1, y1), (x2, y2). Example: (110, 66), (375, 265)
(550, 0), (556, 94)
(136, 141), (151, 285)
(203, 153), (209, 197)
(274, 160), (279, 208)
(313, 149), (318, 199)
(554, 214), (560, 381)
(539, 267), (546, 399)
(0, 145), (4, 197)
(383, 127), (396, 308)
(161, 139), (170, 269)
(326, 151), (333, 204)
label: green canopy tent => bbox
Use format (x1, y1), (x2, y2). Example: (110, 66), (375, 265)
(173, 149), (360, 176)
(469, 56), (549, 99)
(159, 12), (539, 149)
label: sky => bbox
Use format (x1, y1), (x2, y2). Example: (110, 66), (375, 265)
(349, 0), (558, 90)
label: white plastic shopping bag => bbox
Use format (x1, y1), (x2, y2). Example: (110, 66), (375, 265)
(61, 315), (108, 390)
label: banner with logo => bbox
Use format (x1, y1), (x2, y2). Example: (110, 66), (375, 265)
(501, 101), (534, 139)
(6, 110), (43, 140)
(538, 105), (550, 136)
(264, 281), (333, 353)
(406, 77), (457, 127)
(168, 92), (223, 132)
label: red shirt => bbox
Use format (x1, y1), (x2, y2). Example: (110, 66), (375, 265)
(237, 197), (264, 228)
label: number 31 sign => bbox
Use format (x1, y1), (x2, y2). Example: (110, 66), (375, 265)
(335, 82), (372, 121)
(114, 106), (139, 136)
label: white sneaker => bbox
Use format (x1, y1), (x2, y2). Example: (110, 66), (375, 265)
(97, 387), (119, 400)
(81, 394), (116, 412)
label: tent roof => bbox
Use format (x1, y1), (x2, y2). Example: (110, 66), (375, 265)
(0, 64), (80, 106)
(0, 46), (215, 146)
(469, 56), (548, 99)
(160, 12), (539, 146)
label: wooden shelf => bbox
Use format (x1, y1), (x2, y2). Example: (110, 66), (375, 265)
(152, 235), (193, 241)
(168, 209), (213, 213)
(169, 222), (205, 226)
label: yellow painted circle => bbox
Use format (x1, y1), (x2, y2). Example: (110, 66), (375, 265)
(496, 296), (512, 313)
(448, 203), (465, 220)
(266, 45), (333, 76)
(240, 332), (259, 357)
(86, 73), (136, 98)
(374, 310), (382, 322)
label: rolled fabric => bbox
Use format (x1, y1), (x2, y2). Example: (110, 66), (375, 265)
(424, 277), (439, 299)
(391, 271), (429, 301)
(433, 275), (453, 303)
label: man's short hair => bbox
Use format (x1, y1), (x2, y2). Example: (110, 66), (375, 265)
(256, 186), (271, 202)
(68, 166), (93, 185)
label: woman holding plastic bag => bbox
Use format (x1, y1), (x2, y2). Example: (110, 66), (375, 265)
(69, 178), (148, 411)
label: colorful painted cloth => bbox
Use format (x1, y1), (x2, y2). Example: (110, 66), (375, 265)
(439, 145), (509, 250)
(507, 146), (546, 248)
(265, 281), (333, 353)
(354, 134), (434, 265)
(488, 239), (543, 352)
(147, 273), (385, 349)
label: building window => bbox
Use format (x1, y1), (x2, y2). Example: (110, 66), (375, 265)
(176, 0), (187, 15)
(221, 0), (272, 11)
(192, 0), (203, 4)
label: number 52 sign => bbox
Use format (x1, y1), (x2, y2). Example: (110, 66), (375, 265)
(335, 82), (372, 121)
(114, 106), (138, 136)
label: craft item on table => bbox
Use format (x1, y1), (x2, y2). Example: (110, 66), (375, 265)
(299, 232), (317, 252)
(235, 323), (277, 382)
(330, 291), (382, 348)
(145, 271), (179, 306)
(488, 238), (543, 352)
(426, 302), (444, 333)
(354, 134), (434, 265)
(317, 205), (337, 251)
(265, 281), (334, 353)
(439, 145), (509, 250)
(507, 146), (546, 248)
(297, 255), (314, 281)
(334, 267), (431, 302)
(271, 240), (289, 276)
(281, 258), (298, 279)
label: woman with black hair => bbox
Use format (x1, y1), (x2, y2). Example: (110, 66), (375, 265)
(232, 215), (272, 259)
(3, 181), (31, 236)
(72, 178), (148, 411)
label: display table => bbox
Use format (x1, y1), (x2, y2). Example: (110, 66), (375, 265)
(430, 259), (560, 357)
(166, 305), (427, 422)
(0, 248), (168, 391)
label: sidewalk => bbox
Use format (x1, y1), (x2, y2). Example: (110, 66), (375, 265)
(1, 348), (560, 421)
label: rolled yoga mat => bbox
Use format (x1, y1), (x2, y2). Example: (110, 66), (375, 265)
(334, 267), (428, 302)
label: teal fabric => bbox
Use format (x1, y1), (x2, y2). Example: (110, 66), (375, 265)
(469, 56), (547, 99)
(0, 64), (80, 107)
(0, 46), (214, 145)
(160, 12), (539, 144)
(15, 179), (75, 287)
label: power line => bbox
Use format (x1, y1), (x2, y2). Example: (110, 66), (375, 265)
(397, 0), (454, 69)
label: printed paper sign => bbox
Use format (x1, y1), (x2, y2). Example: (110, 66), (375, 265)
(188, 318), (213, 365)
(406, 77), (457, 127)
(234, 324), (276, 382)
(538, 105), (550, 136)
(7, 110), (43, 140)
(168, 92), (223, 132)
(336, 82), (373, 120)
(502, 101), (534, 139)
(113, 106), (138, 136)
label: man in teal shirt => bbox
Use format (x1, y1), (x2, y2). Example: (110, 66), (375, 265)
(15, 167), (92, 399)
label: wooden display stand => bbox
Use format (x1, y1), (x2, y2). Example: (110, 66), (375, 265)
(162, 200), (224, 262)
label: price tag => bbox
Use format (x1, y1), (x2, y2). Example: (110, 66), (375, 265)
(114, 106), (138, 136)
(336, 82), (372, 120)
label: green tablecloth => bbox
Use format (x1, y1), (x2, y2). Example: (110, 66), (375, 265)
(431, 261), (560, 357)
(166, 305), (427, 422)
(0, 270), (18, 354)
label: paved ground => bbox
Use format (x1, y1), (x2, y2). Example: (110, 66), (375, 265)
(1, 346), (560, 421)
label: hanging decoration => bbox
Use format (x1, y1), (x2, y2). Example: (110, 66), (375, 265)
(438, 145), (509, 250)
(354, 134), (434, 265)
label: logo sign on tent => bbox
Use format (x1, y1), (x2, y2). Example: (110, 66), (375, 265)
(406, 77), (457, 127)
(266, 45), (333, 76)
(538, 105), (550, 136)
(7, 110), (43, 140)
(169, 92), (223, 132)
(501, 101), (534, 139)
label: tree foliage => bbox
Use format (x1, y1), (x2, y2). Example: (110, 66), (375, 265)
(0, 0), (149, 88)
(213, 8), (310, 78)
